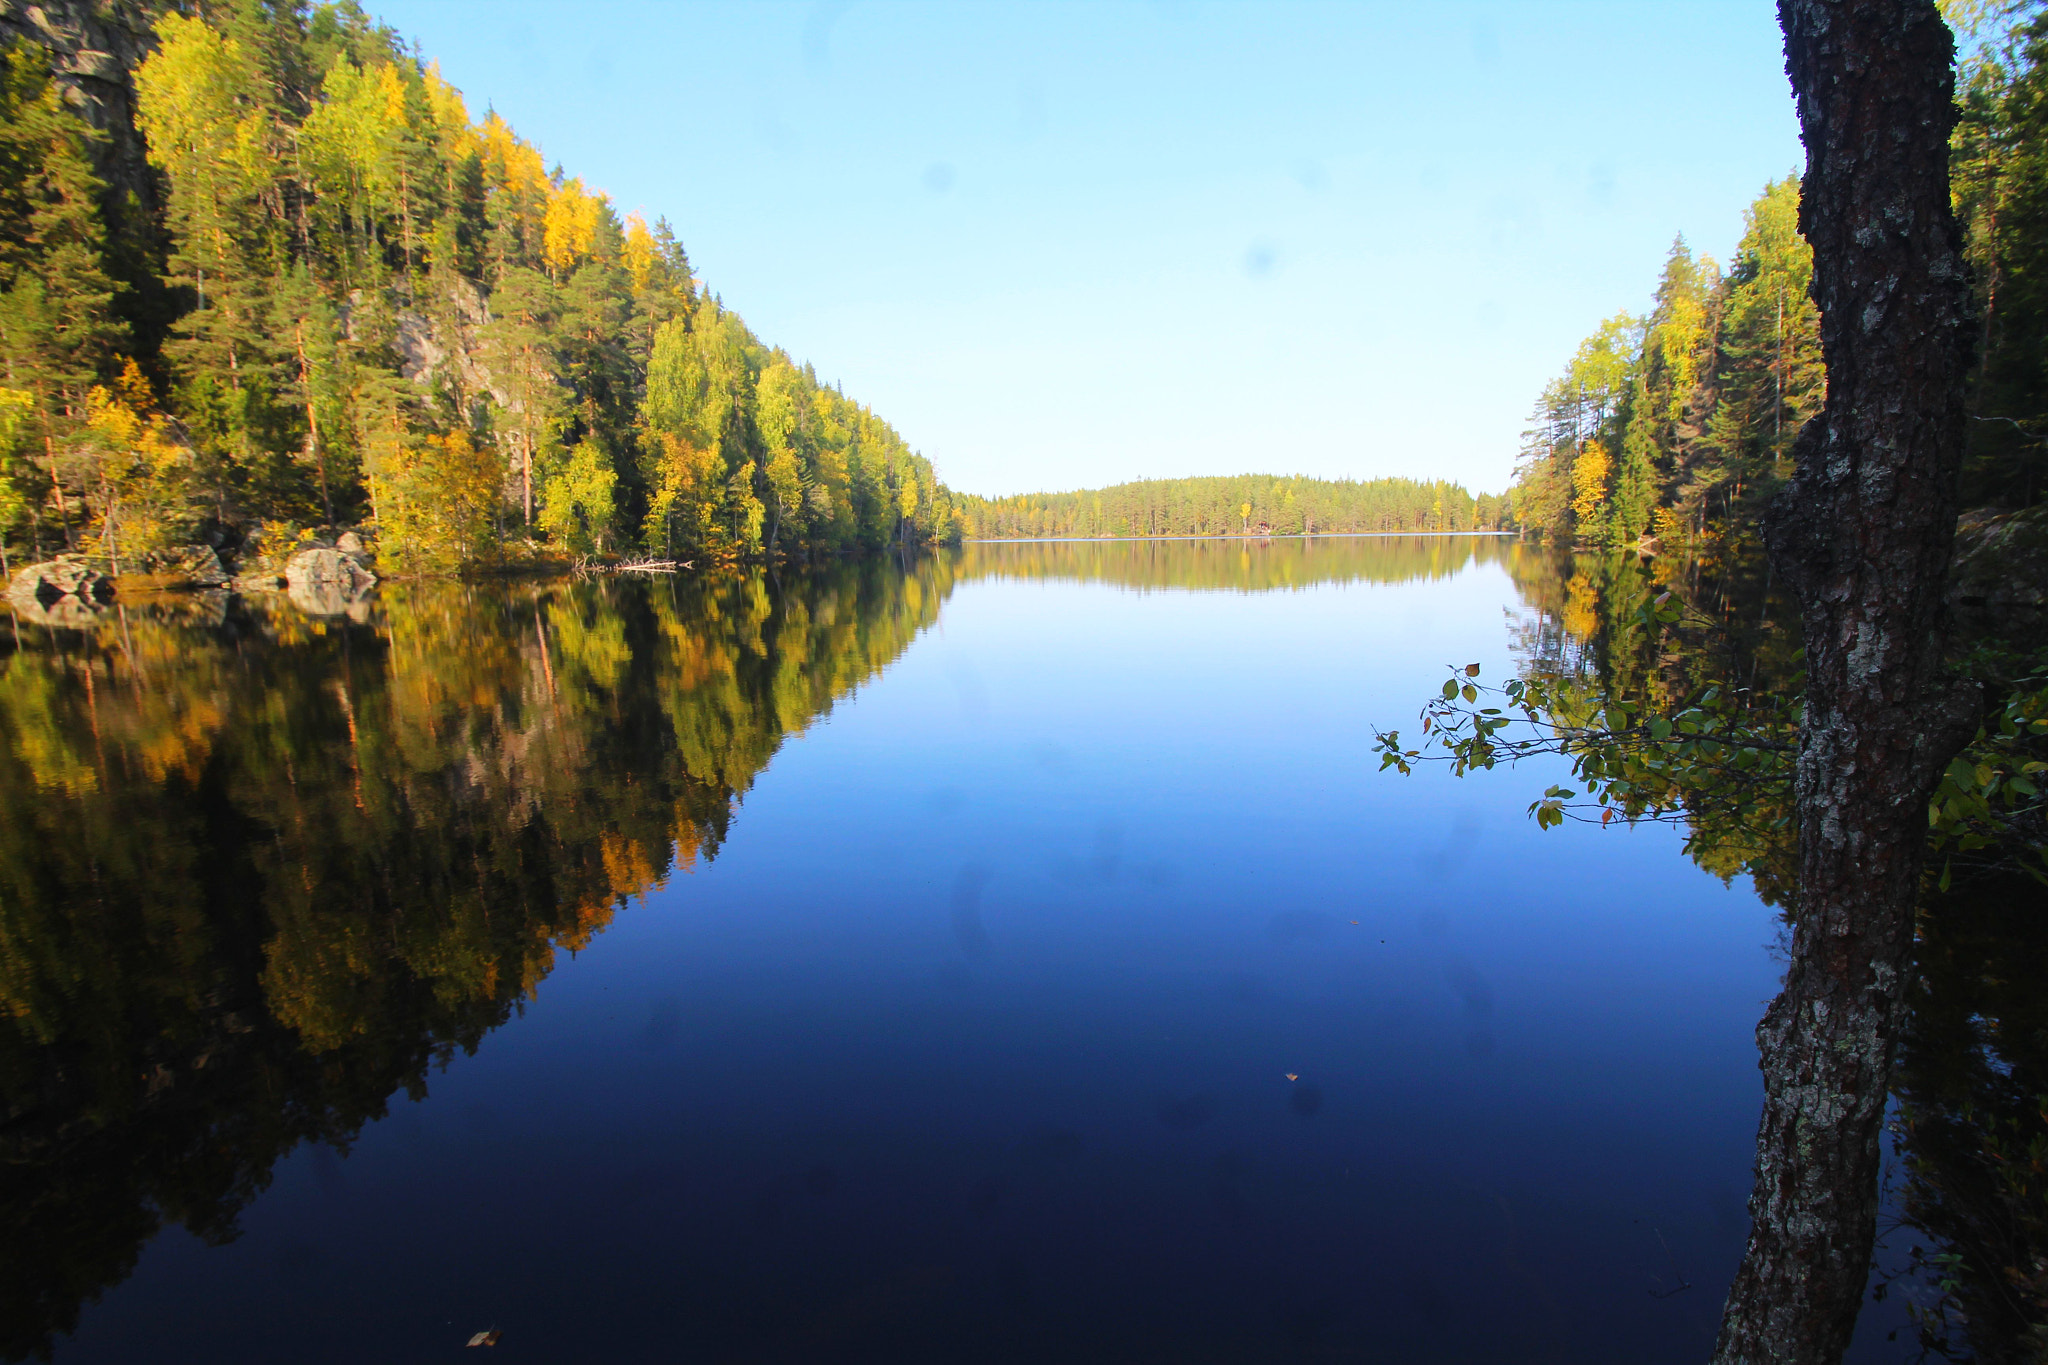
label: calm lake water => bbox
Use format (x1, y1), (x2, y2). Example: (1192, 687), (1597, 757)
(3, 536), (1923, 1362)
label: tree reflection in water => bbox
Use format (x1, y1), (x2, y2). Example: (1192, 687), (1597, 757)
(0, 534), (1521, 1361)
(0, 559), (954, 1361)
(1497, 546), (2048, 1360)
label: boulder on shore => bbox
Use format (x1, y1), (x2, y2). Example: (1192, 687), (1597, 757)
(134, 544), (229, 587)
(8, 558), (114, 609)
(284, 546), (377, 616)
(6, 558), (115, 627)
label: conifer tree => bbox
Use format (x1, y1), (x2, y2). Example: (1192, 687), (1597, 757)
(0, 39), (128, 551)
(0, 2), (958, 570)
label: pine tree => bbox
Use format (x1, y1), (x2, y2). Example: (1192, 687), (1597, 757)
(0, 39), (128, 551)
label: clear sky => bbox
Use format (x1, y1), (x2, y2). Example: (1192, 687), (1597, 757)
(366, 1), (1803, 499)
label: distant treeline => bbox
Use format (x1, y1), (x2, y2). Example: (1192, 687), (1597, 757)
(958, 475), (1508, 540)
(0, 2), (961, 574)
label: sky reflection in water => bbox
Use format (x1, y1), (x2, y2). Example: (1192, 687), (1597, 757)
(17, 539), (1813, 1363)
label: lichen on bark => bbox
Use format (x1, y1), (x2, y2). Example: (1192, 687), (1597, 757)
(1711, 3), (1981, 1362)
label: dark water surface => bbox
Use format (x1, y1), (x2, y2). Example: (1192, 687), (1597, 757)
(1, 537), (1867, 1362)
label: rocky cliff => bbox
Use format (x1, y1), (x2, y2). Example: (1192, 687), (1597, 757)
(0, 0), (173, 349)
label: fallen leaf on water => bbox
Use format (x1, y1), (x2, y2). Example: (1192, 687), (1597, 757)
(1285, 1073), (1298, 1081)
(467, 1330), (501, 1348)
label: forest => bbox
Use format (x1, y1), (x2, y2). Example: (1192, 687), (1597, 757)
(1398, 11), (2048, 1350)
(0, 1), (963, 577)
(1509, 3), (2048, 553)
(958, 473), (1507, 540)
(1506, 175), (1820, 553)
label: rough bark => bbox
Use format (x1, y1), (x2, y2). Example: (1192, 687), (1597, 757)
(1712, 3), (1978, 1362)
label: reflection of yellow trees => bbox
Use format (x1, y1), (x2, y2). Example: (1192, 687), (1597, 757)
(1498, 547), (1802, 904)
(0, 657), (104, 797)
(1561, 572), (1600, 644)
(648, 556), (955, 796)
(1496, 558), (2048, 1361)
(0, 556), (953, 1357)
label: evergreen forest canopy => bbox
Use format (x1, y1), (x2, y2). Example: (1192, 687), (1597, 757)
(1508, 176), (1821, 552)
(1406, 12), (2048, 1347)
(0, 1), (964, 575)
(1510, 2), (2048, 551)
(958, 474), (1508, 540)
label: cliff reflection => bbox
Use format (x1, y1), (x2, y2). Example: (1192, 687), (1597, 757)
(0, 557), (955, 1360)
(0, 533), (1567, 1359)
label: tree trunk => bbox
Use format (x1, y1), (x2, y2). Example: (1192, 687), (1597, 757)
(296, 319), (333, 528)
(1713, 3), (1978, 1362)
(42, 426), (72, 549)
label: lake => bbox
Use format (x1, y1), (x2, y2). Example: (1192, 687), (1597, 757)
(0, 536), (1925, 1362)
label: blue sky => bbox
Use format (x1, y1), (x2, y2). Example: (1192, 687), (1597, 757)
(368, 1), (1803, 499)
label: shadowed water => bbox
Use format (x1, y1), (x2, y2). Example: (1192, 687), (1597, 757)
(0, 536), (1927, 1362)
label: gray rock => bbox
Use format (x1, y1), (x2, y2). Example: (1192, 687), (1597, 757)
(9, 558), (114, 610)
(7, 595), (107, 630)
(0, 3), (161, 280)
(136, 544), (228, 587)
(335, 530), (366, 555)
(284, 547), (376, 615)
(287, 580), (362, 617)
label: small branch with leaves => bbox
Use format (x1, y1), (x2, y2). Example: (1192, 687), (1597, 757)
(1372, 591), (2048, 890)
